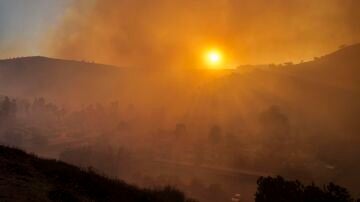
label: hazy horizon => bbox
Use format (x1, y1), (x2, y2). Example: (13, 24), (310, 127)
(1, 0), (360, 67)
(1, 1), (360, 202)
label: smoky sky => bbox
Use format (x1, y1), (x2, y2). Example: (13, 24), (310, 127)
(0, 0), (71, 57)
(38, 0), (360, 67)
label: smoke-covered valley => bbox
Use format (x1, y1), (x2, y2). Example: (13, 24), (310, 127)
(1, 44), (360, 201)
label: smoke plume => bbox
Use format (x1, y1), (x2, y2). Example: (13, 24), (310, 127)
(48, 0), (360, 67)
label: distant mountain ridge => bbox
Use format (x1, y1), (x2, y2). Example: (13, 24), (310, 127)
(0, 44), (359, 105)
(282, 43), (360, 91)
(0, 56), (127, 104)
(0, 56), (116, 68)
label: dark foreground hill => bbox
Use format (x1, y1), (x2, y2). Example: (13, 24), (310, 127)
(0, 145), (194, 202)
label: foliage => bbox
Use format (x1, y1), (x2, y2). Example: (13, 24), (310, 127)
(255, 176), (358, 202)
(0, 145), (196, 202)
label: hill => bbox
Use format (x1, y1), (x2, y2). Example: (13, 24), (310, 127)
(283, 43), (360, 91)
(0, 145), (194, 202)
(0, 44), (359, 105)
(1, 45), (360, 201)
(0, 56), (127, 104)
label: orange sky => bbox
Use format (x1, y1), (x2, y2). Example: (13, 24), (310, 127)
(2, 0), (360, 68)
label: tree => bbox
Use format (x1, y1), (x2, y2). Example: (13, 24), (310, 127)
(255, 176), (303, 202)
(1, 96), (12, 117)
(259, 105), (290, 139)
(0, 96), (17, 124)
(208, 125), (222, 145)
(258, 106), (293, 169)
(255, 176), (357, 202)
(174, 123), (186, 138)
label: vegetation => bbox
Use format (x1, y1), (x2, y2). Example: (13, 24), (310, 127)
(255, 176), (359, 202)
(1, 44), (360, 201)
(0, 145), (195, 202)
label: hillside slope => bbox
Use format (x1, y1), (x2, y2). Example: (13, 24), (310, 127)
(283, 43), (360, 91)
(0, 145), (193, 202)
(0, 44), (359, 105)
(0, 56), (127, 103)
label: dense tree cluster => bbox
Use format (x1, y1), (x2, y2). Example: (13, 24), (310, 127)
(0, 96), (17, 123)
(1, 94), (359, 202)
(256, 176), (359, 202)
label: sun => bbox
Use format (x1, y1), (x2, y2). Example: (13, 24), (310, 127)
(204, 49), (223, 68)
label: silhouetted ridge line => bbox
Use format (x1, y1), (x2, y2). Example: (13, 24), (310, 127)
(0, 56), (120, 69)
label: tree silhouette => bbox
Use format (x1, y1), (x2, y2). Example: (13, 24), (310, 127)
(208, 125), (222, 145)
(174, 123), (186, 138)
(255, 176), (357, 202)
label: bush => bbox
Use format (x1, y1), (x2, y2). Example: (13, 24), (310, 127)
(255, 176), (357, 202)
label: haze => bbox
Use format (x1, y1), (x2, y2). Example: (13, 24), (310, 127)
(0, 0), (359, 67)
(0, 1), (360, 202)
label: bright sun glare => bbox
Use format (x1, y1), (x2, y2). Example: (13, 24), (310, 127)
(204, 49), (223, 68)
